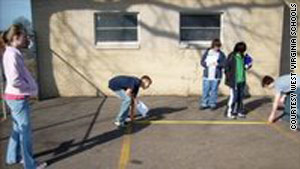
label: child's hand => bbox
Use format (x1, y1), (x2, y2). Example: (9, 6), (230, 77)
(208, 62), (217, 66)
(245, 64), (252, 70)
(268, 113), (276, 123)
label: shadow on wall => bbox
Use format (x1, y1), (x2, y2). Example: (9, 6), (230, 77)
(31, 0), (284, 99)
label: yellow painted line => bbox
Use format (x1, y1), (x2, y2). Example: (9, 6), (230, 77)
(135, 120), (268, 125)
(118, 126), (132, 169)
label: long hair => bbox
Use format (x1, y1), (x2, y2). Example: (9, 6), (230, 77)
(0, 31), (5, 55)
(1, 24), (25, 46)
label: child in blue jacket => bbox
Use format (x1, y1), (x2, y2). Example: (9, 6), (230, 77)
(200, 39), (226, 110)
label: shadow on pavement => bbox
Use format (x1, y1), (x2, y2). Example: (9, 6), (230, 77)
(34, 106), (187, 166)
(0, 97), (106, 141)
(244, 97), (272, 115)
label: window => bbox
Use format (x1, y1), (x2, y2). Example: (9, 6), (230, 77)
(94, 12), (138, 47)
(180, 13), (221, 43)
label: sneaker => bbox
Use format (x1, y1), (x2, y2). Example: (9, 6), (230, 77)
(199, 105), (209, 110)
(125, 117), (132, 122)
(6, 159), (24, 166)
(114, 121), (127, 127)
(5, 162), (17, 166)
(238, 113), (246, 118)
(114, 121), (123, 127)
(227, 113), (237, 119)
(37, 162), (47, 169)
(209, 105), (217, 110)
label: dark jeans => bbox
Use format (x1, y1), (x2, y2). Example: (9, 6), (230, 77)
(226, 82), (245, 116)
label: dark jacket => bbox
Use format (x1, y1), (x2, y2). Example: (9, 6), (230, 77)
(225, 52), (249, 88)
(201, 49), (226, 79)
(109, 76), (141, 97)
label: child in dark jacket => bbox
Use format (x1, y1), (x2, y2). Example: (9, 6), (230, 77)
(225, 42), (252, 119)
(200, 39), (226, 110)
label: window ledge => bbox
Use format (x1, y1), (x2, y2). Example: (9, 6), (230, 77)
(179, 41), (211, 49)
(95, 42), (140, 49)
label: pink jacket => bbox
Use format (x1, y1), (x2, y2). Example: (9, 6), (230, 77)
(2, 46), (38, 97)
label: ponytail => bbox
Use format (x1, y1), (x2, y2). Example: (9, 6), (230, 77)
(0, 31), (6, 55)
(2, 24), (25, 46)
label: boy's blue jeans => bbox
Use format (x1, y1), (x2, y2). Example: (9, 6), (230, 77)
(201, 79), (220, 107)
(114, 90), (132, 123)
(5, 99), (37, 169)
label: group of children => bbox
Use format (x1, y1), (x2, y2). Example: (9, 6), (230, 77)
(0, 24), (299, 169)
(107, 39), (252, 127)
(199, 39), (253, 119)
(109, 38), (300, 129)
(108, 39), (253, 127)
(199, 39), (300, 126)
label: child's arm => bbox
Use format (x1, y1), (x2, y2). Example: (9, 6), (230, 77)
(125, 88), (138, 120)
(224, 53), (233, 74)
(125, 88), (133, 97)
(217, 51), (226, 69)
(200, 50), (209, 68)
(268, 92), (283, 123)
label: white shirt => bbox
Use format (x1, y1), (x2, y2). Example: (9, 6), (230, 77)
(205, 49), (219, 80)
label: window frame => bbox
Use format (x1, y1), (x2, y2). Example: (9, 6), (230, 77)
(179, 12), (223, 49)
(94, 11), (140, 49)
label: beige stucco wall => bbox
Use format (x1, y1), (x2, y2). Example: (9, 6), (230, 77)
(32, 0), (287, 98)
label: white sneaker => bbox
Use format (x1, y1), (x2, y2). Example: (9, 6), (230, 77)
(238, 113), (246, 118)
(114, 121), (122, 127)
(114, 121), (127, 127)
(125, 117), (132, 122)
(6, 159), (23, 165)
(37, 162), (47, 169)
(227, 113), (237, 119)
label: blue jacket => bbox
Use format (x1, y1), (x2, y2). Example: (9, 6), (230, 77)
(201, 49), (226, 79)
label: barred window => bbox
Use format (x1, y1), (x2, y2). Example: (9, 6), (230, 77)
(95, 12), (138, 43)
(180, 13), (221, 42)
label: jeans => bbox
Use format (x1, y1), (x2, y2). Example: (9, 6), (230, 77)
(201, 79), (220, 107)
(114, 90), (132, 123)
(226, 82), (245, 116)
(5, 99), (37, 169)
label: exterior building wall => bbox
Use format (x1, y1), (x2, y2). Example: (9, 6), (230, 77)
(32, 0), (286, 98)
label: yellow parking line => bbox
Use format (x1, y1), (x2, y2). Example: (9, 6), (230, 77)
(118, 126), (132, 169)
(135, 120), (268, 125)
